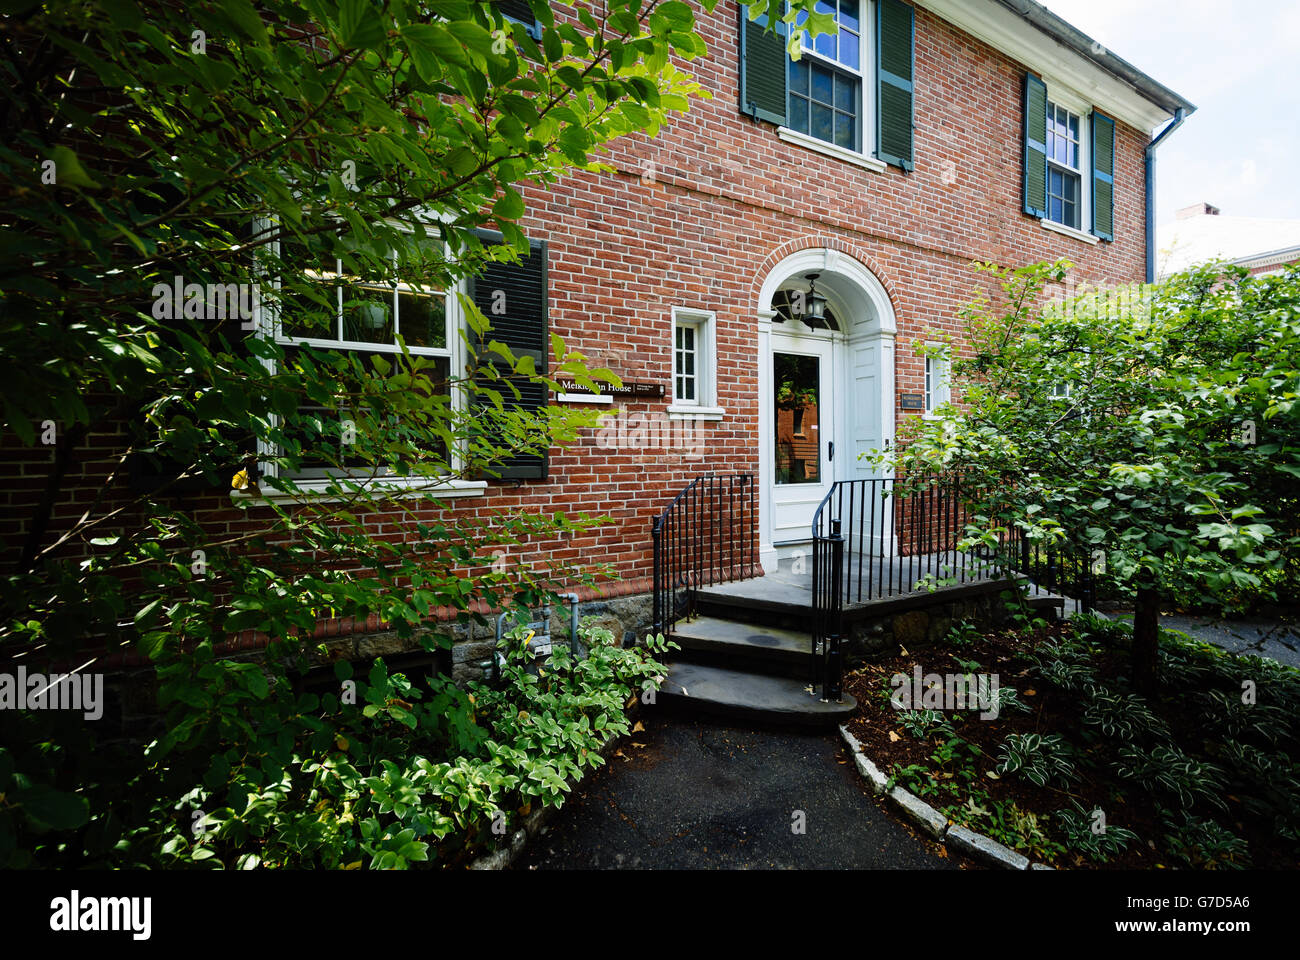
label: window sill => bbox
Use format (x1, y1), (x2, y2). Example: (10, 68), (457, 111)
(231, 476), (488, 505)
(667, 404), (725, 421)
(1040, 218), (1100, 245)
(776, 127), (887, 174)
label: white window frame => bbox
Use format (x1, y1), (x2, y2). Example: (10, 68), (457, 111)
(667, 306), (724, 421)
(778, 0), (887, 173)
(923, 343), (951, 416)
(1039, 83), (1098, 243)
(237, 217), (485, 502)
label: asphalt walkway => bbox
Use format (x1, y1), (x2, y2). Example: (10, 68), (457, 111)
(514, 712), (956, 870)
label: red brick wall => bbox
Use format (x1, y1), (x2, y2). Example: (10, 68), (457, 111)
(3, 1), (1155, 647)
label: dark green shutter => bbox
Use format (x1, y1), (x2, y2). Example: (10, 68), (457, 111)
(1022, 72), (1048, 218)
(876, 0), (915, 170)
(469, 233), (550, 481)
(1091, 110), (1116, 241)
(495, 0), (540, 39)
(739, 3), (787, 126)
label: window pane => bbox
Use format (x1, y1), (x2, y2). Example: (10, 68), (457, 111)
(841, 32), (859, 70)
(789, 95), (809, 133)
(814, 30), (835, 60)
(811, 65), (833, 104)
(834, 111), (854, 149)
(812, 103), (833, 143)
(834, 74), (854, 111)
(399, 292), (446, 349)
(774, 352), (821, 485)
(840, 0), (859, 32)
(790, 58), (809, 96)
(342, 286), (394, 343)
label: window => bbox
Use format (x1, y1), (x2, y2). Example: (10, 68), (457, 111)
(1046, 101), (1083, 230)
(788, 0), (864, 152)
(264, 225), (459, 483)
(674, 321), (699, 403)
(1024, 75), (1112, 240)
(923, 345), (950, 413)
(669, 307), (723, 419)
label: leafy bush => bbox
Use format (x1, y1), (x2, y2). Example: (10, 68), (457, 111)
(1027, 637), (1102, 695)
(1161, 812), (1252, 870)
(1110, 745), (1228, 813)
(896, 708), (956, 741)
(4, 625), (672, 869)
(995, 733), (1078, 787)
(1081, 686), (1171, 744)
(1053, 800), (1140, 863)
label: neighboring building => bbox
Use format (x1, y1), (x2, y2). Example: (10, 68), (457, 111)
(1157, 202), (1300, 278)
(4, 1), (1194, 702)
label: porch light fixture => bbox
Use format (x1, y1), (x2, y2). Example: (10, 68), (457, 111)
(803, 273), (828, 323)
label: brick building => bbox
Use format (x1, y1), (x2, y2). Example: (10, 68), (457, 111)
(4, 0), (1194, 688)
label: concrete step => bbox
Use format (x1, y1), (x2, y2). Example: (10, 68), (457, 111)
(671, 616), (812, 677)
(657, 661), (857, 729)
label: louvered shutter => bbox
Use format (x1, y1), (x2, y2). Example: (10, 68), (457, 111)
(469, 233), (550, 481)
(1023, 72), (1049, 218)
(739, 3), (788, 126)
(876, 0), (915, 170)
(1091, 110), (1116, 241)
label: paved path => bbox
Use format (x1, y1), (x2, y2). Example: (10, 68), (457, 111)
(1102, 610), (1300, 670)
(514, 712), (956, 870)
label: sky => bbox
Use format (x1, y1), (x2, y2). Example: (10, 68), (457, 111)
(1041, 0), (1300, 226)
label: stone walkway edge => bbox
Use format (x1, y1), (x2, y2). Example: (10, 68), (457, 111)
(838, 725), (1055, 871)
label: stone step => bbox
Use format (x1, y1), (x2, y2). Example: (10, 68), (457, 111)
(656, 661), (857, 728)
(670, 616), (812, 677)
(694, 589), (813, 631)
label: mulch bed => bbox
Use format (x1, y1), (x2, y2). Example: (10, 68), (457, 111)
(842, 620), (1297, 870)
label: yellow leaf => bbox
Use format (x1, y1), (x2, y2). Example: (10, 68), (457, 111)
(888, 730), (901, 742)
(899, 645), (909, 656)
(231, 468), (249, 490)
(1024, 688), (1037, 696)
(631, 720), (645, 733)
(344, 860), (363, 870)
(335, 735), (349, 752)
(632, 741), (647, 748)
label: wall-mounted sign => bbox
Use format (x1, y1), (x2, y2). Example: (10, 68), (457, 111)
(899, 393), (925, 411)
(556, 379), (665, 399)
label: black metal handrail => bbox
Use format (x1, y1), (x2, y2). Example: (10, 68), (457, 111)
(651, 473), (757, 636)
(809, 474), (1096, 699)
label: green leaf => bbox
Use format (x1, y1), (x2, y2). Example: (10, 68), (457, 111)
(14, 785), (90, 831)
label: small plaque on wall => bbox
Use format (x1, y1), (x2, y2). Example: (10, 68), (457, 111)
(899, 393), (925, 411)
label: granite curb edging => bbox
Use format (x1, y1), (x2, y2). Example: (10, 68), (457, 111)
(838, 724), (1055, 871)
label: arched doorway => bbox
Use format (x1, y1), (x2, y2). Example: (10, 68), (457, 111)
(755, 248), (897, 572)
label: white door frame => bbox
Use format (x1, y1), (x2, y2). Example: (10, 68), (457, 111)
(756, 248), (897, 573)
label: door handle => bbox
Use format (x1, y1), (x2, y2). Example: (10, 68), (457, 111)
(828, 441), (834, 462)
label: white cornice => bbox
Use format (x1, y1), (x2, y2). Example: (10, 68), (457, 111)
(914, 0), (1173, 133)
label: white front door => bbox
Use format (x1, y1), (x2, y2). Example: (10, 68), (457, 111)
(768, 331), (836, 549)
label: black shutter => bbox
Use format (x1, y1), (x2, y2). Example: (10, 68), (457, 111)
(1023, 72), (1049, 218)
(876, 0), (915, 170)
(469, 232), (549, 480)
(1091, 110), (1116, 241)
(739, 3), (788, 126)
